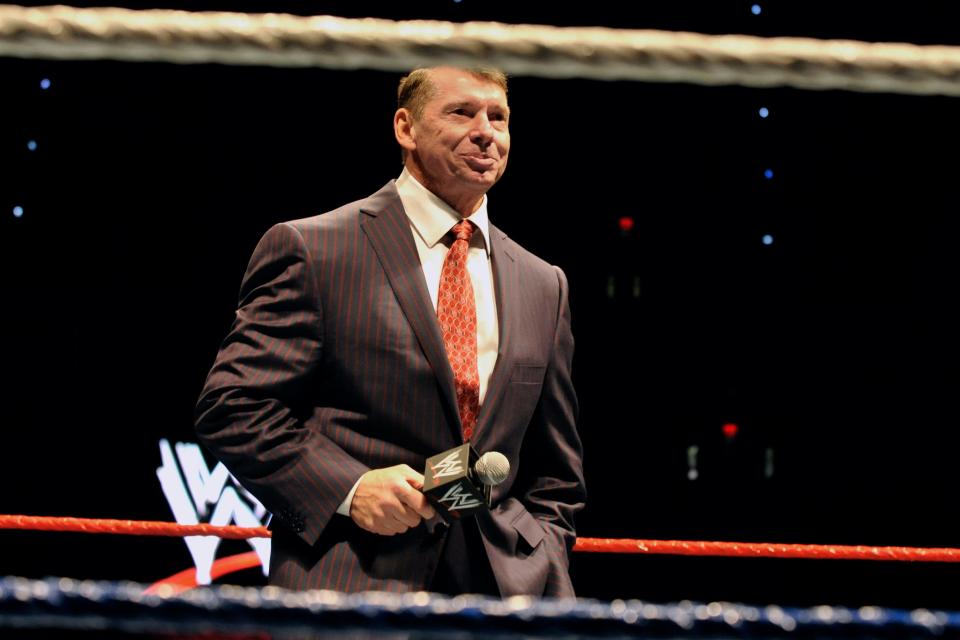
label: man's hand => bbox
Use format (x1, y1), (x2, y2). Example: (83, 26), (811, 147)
(350, 464), (437, 535)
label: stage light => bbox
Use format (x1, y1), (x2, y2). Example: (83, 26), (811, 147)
(763, 168), (774, 179)
(40, 78), (51, 90)
(722, 422), (739, 439)
(27, 140), (37, 151)
(751, 4), (762, 15)
(759, 107), (769, 118)
(13, 206), (24, 218)
(618, 216), (635, 233)
(762, 234), (774, 245)
(687, 445), (699, 481)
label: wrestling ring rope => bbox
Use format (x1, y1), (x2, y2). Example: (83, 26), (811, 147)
(4, 4), (960, 95)
(2, 4), (957, 637)
(3, 575), (960, 638)
(4, 515), (960, 563)
(3, 514), (960, 636)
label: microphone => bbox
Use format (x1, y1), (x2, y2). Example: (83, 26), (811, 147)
(475, 450), (509, 486)
(422, 444), (510, 522)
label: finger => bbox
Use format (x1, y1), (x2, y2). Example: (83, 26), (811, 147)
(358, 516), (390, 535)
(393, 479), (424, 506)
(387, 504), (420, 530)
(377, 493), (421, 528)
(395, 464), (426, 490)
(397, 487), (436, 520)
(376, 524), (397, 536)
(388, 518), (412, 534)
(368, 516), (400, 536)
(388, 503), (421, 529)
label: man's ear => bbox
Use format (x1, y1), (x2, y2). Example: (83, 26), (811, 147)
(394, 108), (416, 152)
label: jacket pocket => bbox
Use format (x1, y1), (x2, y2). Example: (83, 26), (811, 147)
(510, 508), (545, 553)
(510, 364), (546, 385)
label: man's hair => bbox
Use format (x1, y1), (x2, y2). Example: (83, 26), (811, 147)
(397, 67), (509, 121)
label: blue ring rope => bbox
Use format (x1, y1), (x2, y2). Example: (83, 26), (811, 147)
(2, 576), (958, 637)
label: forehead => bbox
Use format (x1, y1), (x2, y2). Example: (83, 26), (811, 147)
(428, 68), (508, 107)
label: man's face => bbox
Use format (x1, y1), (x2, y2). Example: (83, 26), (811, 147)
(405, 68), (511, 204)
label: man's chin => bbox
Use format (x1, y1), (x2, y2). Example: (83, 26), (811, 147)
(462, 170), (499, 188)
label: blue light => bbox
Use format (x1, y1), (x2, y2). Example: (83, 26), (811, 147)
(759, 107), (769, 118)
(751, 4), (762, 15)
(762, 234), (774, 245)
(40, 78), (51, 90)
(13, 206), (24, 218)
(764, 168), (774, 179)
(27, 140), (38, 151)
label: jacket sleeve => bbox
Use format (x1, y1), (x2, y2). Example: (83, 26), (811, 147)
(195, 222), (368, 546)
(515, 265), (587, 594)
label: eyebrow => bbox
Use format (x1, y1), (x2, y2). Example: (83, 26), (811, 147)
(445, 100), (511, 117)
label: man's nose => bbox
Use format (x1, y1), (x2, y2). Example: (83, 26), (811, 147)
(469, 114), (495, 145)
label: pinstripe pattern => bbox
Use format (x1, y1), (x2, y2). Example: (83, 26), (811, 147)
(196, 182), (585, 596)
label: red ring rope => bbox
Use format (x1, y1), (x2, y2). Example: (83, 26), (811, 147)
(0, 515), (269, 540)
(573, 537), (960, 561)
(3, 515), (959, 562)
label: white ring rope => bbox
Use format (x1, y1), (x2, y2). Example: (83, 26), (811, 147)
(3, 4), (960, 96)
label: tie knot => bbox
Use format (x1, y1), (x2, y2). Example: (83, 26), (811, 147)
(451, 219), (475, 243)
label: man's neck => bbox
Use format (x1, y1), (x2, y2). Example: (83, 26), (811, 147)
(404, 164), (484, 217)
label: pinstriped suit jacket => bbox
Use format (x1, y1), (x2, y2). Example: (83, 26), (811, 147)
(195, 181), (585, 597)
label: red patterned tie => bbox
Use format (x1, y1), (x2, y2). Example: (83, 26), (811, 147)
(437, 219), (480, 441)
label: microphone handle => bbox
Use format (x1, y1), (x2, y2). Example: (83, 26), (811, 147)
(465, 466), (492, 508)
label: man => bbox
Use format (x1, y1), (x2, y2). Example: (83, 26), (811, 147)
(195, 66), (585, 597)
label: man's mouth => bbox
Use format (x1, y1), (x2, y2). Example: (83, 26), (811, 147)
(463, 155), (496, 171)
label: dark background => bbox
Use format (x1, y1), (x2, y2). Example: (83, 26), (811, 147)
(2, 0), (959, 610)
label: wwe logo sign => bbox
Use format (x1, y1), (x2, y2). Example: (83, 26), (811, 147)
(438, 481), (483, 511)
(156, 439), (271, 584)
(431, 450), (465, 478)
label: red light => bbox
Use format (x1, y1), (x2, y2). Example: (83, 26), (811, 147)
(618, 216), (635, 233)
(722, 423), (739, 439)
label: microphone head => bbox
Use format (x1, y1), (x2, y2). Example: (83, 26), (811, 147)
(475, 451), (510, 486)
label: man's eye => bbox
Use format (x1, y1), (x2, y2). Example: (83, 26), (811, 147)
(452, 108), (469, 116)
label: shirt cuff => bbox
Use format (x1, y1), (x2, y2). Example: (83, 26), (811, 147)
(337, 477), (362, 516)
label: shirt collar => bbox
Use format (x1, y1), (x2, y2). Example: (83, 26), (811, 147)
(396, 167), (492, 256)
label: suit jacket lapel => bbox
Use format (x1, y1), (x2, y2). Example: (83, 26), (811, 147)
(359, 183), (461, 441)
(474, 223), (517, 444)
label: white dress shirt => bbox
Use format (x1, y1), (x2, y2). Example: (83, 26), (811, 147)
(337, 168), (500, 515)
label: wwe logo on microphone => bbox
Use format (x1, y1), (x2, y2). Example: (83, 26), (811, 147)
(439, 482), (484, 511)
(431, 449), (466, 478)
(423, 444), (487, 520)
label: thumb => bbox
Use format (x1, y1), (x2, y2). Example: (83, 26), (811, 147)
(404, 472), (425, 491)
(395, 464), (426, 490)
